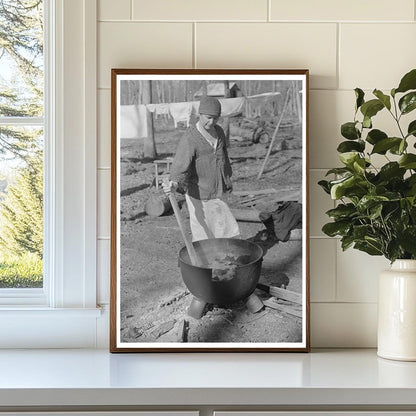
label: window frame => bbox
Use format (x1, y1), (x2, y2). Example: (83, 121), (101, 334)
(0, 1), (49, 305)
(0, 0), (100, 348)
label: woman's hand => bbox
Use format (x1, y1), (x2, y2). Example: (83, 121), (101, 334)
(162, 179), (178, 195)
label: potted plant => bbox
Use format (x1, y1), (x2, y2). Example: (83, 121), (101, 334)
(319, 68), (416, 361)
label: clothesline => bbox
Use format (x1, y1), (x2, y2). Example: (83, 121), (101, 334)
(120, 93), (281, 139)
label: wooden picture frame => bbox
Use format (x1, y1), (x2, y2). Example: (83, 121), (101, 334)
(110, 69), (310, 352)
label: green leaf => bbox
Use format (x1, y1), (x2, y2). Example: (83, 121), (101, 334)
(330, 176), (357, 199)
(337, 140), (365, 153)
(407, 120), (416, 138)
(399, 154), (416, 169)
(322, 221), (351, 237)
(366, 129), (388, 145)
(389, 139), (408, 155)
(398, 227), (416, 255)
(373, 89), (391, 110)
(395, 69), (416, 94)
(353, 158), (366, 174)
(318, 180), (331, 194)
(326, 203), (357, 219)
(357, 195), (389, 212)
(330, 175), (369, 200)
(363, 115), (372, 129)
(341, 235), (355, 251)
(325, 167), (352, 176)
(371, 137), (402, 154)
(339, 152), (360, 167)
(360, 99), (384, 119)
(354, 241), (383, 256)
(399, 92), (416, 115)
(353, 224), (374, 240)
(384, 203), (400, 222)
(369, 203), (383, 219)
(355, 88), (365, 110)
(341, 122), (360, 140)
(405, 175), (416, 196)
(378, 162), (406, 181)
(386, 240), (403, 263)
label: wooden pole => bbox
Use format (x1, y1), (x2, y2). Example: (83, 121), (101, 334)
(256, 91), (290, 180)
(163, 180), (200, 266)
(296, 80), (302, 123)
(202, 80), (208, 96)
(142, 80), (157, 159)
(223, 80), (231, 146)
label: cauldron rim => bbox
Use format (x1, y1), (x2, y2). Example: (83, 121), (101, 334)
(178, 237), (263, 270)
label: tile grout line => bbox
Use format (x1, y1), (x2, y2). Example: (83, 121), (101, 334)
(130, 0), (133, 20)
(311, 301), (378, 305)
(333, 230), (338, 303)
(336, 22), (340, 90)
(97, 19), (415, 24)
(267, 0), (271, 22)
(193, 22), (197, 69)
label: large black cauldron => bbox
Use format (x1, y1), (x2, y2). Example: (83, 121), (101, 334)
(178, 238), (263, 306)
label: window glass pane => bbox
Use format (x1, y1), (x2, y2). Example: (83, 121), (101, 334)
(0, 0), (44, 117)
(0, 126), (43, 289)
(0, 0), (44, 290)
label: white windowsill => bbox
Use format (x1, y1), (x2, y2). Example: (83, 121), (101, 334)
(0, 306), (105, 348)
(0, 307), (102, 316)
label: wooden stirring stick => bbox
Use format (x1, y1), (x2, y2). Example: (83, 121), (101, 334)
(163, 179), (200, 266)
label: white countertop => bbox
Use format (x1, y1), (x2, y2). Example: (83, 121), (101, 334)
(0, 348), (416, 407)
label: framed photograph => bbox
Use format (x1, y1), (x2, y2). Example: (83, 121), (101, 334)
(110, 69), (309, 352)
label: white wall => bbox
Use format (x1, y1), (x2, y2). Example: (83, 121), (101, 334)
(96, 0), (416, 348)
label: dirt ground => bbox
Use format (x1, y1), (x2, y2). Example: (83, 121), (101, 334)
(119, 116), (304, 344)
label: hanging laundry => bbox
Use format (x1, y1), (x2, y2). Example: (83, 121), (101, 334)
(191, 100), (200, 115)
(146, 104), (156, 113)
(219, 97), (245, 117)
(169, 102), (193, 128)
(120, 104), (148, 139)
(155, 103), (170, 116)
(146, 103), (171, 119)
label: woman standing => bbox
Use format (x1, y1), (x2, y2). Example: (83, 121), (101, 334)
(163, 96), (239, 241)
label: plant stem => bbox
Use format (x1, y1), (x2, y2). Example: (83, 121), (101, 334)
(390, 98), (406, 139)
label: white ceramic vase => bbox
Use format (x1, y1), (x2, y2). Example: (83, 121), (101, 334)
(378, 259), (416, 361)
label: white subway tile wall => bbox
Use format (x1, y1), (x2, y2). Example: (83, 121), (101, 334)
(99, 0), (131, 21)
(97, 239), (110, 305)
(98, 169), (111, 239)
(311, 303), (378, 347)
(196, 23), (338, 89)
(98, 22), (193, 88)
(97, 0), (416, 347)
(270, 0), (414, 22)
(98, 89), (111, 168)
(336, 246), (390, 303)
(310, 239), (336, 302)
(339, 24), (416, 90)
(132, 0), (269, 21)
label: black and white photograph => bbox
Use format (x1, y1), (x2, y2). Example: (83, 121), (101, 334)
(110, 69), (309, 352)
